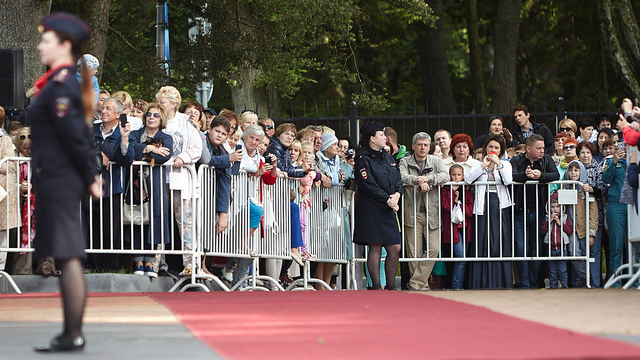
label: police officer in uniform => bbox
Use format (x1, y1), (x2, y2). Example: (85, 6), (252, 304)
(29, 12), (102, 352)
(353, 122), (403, 290)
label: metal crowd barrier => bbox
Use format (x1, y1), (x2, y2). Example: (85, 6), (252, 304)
(197, 166), (284, 291)
(0, 155), (610, 293)
(0, 158), (202, 293)
(350, 180), (593, 289)
(285, 179), (352, 291)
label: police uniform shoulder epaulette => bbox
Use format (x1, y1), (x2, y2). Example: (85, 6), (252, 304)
(53, 68), (71, 83)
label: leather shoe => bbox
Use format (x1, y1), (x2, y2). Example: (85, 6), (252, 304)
(34, 335), (85, 352)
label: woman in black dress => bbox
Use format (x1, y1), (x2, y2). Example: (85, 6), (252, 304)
(353, 122), (403, 290)
(30, 13), (102, 352)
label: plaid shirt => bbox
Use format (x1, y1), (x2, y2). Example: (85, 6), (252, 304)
(520, 124), (534, 140)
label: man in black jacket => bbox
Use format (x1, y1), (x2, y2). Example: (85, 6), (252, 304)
(511, 134), (560, 289)
(512, 105), (555, 155)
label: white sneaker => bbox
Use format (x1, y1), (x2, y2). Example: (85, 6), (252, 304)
(222, 267), (233, 282)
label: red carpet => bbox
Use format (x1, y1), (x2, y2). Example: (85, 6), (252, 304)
(148, 291), (640, 360)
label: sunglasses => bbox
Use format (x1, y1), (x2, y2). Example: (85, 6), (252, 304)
(241, 109), (256, 115)
(146, 112), (161, 118)
(563, 145), (577, 150)
(559, 127), (573, 132)
(265, 125), (274, 130)
(18, 134), (30, 141)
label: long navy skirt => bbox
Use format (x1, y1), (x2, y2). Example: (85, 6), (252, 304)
(467, 193), (513, 289)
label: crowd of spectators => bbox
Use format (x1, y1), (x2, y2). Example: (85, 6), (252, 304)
(1, 54), (640, 291)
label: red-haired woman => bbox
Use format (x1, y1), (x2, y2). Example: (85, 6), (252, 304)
(444, 133), (481, 171)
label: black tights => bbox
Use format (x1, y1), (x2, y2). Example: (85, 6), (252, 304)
(367, 244), (401, 290)
(57, 258), (86, 339)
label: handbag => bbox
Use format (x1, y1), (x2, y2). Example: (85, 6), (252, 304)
(123, 168), (150, 225)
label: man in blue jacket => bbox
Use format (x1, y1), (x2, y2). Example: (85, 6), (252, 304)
(88, 97), (130, 272)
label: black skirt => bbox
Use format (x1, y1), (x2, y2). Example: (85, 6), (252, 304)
(467, 192), (513, 289)
(353, 197), (401, 245)
(33, 173), (86, 260)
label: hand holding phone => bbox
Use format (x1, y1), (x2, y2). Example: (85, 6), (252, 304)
(232, 144), (242, 175)
(119, 113), (128, 127)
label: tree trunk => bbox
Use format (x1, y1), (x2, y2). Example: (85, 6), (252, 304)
(467, 0), (486, 114)
(0, 0), (52, 88)
(84, 0), (111, 82)
(230, 67), (270, 117)
(417, 0), (456, 114)
(598, 0), (640, 98)
(229, 3), (270, 118)
(492, 0), (521, 114)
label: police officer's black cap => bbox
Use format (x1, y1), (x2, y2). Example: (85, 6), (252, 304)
(39, 12), (92, 43)
(360, 122), (385, 136)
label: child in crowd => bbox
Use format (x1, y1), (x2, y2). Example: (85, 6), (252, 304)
(513, 144), (526, 157)
(228, 128), (241, 149)
(563, 160), (598, 288)
(289, 140), (302, 165)
(505, 147), (514, 160)
(440, 164), (474, 290)
(430, 143), (443, 158)
(258, 135), (270, 156)
(297, 141), (320, 260)
(542, 193), (572, 288)
(473, 148), (483, 161)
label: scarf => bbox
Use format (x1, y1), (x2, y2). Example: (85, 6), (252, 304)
(32, 63), (73, 96)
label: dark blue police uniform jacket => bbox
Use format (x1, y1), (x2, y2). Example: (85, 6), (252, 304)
(28, 66), (98, 259)
(352, 146), (403, 245)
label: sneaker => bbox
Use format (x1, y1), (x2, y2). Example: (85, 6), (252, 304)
(221, 267), (233, 282)
(133, 265), (144, 276)
(145, 266), (158, 278)
(280, 274), (294, 285)
(301, 250), (316, 260)
(180, 267), (192, 277)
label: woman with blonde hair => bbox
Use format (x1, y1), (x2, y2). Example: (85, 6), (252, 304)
(558, 118), (577, 139)
(155, 85), (202, 276)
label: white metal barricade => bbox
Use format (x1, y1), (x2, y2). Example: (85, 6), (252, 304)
(0, 157), (28, 293)
(350, 180), (593, 289)
(285, 182), (351, 291)
(197, 166), (284, 291)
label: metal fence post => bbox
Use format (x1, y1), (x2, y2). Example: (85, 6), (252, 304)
(556, 97), (565, 131)
(349, 101), (359, 144)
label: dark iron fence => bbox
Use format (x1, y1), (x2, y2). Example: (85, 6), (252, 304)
(271, 97), (618, 147)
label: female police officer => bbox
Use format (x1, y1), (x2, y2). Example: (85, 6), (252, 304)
(30, 13), (102, 352)
(353, 122), (403, 290)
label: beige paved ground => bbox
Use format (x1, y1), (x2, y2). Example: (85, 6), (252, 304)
(425, 288), (640, 336)
(0, 296), (178, 324)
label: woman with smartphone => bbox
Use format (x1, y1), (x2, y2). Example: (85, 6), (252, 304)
(464, 134), (514, 289)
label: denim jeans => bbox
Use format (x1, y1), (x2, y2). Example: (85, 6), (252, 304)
(548, 248), (568, 288)
(590, 226), (603, 287)
(451, 229), (467, 290)
(514, 211), (543, 288)
(568, 235), (586, 287)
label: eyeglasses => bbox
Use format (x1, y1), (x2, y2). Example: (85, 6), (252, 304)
(146, 112), (161, 118)
(185, 110), (200, 116)
(563, 145), (576, 150)
(18, 134), (30, 141)
(559, 127), (572, 132)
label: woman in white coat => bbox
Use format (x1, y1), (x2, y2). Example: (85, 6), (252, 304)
(464, 134), (514, 289)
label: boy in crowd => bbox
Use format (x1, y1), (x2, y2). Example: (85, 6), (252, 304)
(542, 193), (572, 288)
